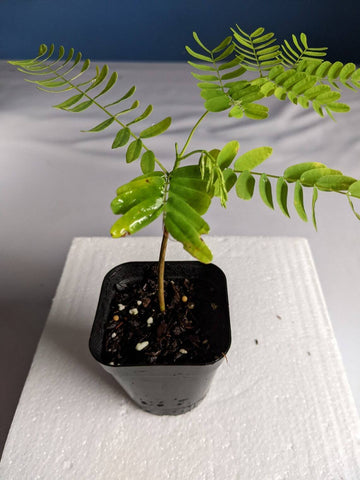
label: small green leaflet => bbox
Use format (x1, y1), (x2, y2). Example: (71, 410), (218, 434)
(250, 27), (265, 38)
(66, 100), (93, 112)
(214, 44), (235, 62)
(212, 35), (232, 53)
(283, 162), (326, 182)
(294, 180), (307, 222)
(204, 96), (231, 112)
(259, 174), (274, 209)
(197, 82), (221, 90)
(235, 171), (255, 200)
(127, 105), (153, 126)
(243, 103), (268, 120)
(188, 61), (215, 72)
(217, 141), (239, 169)
(126, 139), (142, 162)
(312, 187), (318, 230)
(53, 93), (84, 110)
(201, 89), (224, 100)
(140, 151), (156, 174)
(221, 66), (247, 81)
(28, 76), (69, 88)
(94, 71), (118, 99)
(139, 117), (171, 138)
(316, 91), (341, 104)
(221, 168), (237, 193)
(218, 57), (242, 71)
(328, 61), (343, 80)
(105, 85), (136, 108)
(86, 64), (108, 92)
(234, 146), (272, 171)
(254, 32), (275, 44)
(300, 167), (342, 186)
(110, 197), (164, 238)
(185, 46), (212, 62)
(192, 32), (211, 53)
(348, 180), (360, 198)
(83, 117), (115, 132)
(228, 106), (244, 118)
(115, 100), (140, 116)
(315, 175), (357, 191)
(327, 103), (350, 113)
(276, 177), (290, 217)
(112, 128), (131, 149)
(191, 72), (218, 81)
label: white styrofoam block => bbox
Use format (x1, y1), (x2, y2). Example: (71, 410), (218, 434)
(1, 236), (360, 479)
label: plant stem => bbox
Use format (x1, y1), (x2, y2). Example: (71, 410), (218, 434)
(158, 226), (169, 312)
(177, 111), (209, 160)
(158, 111), (210, 311)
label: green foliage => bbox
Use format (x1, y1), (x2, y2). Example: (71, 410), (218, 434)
(231, 26), (281, 73)
(232, 162), (360, 227)
(165, 166), (213, 263)
(279, 33), (328, 67)
(187, 27), (360, 120)
(9, 25), (360, 265)
(9, 44), (171, 172)
(110, 172), (165, 237)
(110, 166), (213, 262)
(186, 32), (268, 120)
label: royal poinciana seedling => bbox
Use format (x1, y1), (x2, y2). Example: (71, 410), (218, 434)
(9, 26), (360, 312)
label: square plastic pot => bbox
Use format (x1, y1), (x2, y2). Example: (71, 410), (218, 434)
(89, 261), (231, 415)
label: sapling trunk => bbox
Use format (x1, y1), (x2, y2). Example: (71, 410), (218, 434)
(158, 226), (169, 312)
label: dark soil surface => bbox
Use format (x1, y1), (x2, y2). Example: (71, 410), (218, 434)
(102, 265), (224, 366)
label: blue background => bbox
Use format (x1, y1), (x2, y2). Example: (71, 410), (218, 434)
(0, 0), (359, 62)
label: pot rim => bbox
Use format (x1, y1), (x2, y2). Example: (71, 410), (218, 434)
(89, 260), (231, 368)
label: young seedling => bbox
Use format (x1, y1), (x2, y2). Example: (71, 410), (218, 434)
(9, 25), (360, 312)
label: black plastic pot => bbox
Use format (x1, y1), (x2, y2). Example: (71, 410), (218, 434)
(89, 261), (231, 415)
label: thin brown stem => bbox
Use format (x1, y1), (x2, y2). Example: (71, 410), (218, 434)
(158, 226), (169, 312)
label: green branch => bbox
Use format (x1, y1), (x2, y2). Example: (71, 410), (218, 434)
(44, 65), (169, 174)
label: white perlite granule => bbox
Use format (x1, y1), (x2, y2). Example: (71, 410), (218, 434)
(135, 341), (149, 351)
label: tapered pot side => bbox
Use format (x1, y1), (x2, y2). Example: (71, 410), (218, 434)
(89, 261), (231, 415)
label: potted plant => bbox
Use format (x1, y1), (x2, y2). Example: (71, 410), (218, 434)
(9, 25), (360, 415)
